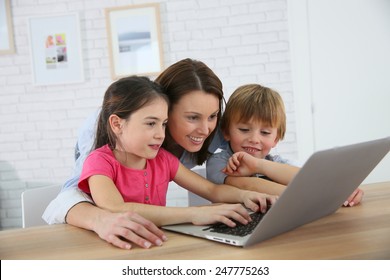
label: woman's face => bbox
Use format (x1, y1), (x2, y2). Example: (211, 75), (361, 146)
(168, 90), (220, 153)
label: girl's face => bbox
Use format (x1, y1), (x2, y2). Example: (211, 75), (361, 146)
(113, 98), (168, 167)
(225, 118), (279, 159)
(168, 90), (220, 153)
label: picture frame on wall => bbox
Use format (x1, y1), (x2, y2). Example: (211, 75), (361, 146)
(105, 3), (164, 80)
(28, 13), (84, 86)
(0, 0), (15, 54)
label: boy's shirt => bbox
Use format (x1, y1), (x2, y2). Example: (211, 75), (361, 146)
(206, 144), (290, 184)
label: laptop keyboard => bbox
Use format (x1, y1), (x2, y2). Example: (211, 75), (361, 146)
(202, 211), (266, 237)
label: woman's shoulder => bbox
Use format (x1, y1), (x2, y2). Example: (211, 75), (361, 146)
(208, 126), (228, 153)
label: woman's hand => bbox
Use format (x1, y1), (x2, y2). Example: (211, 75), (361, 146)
(343, 187), (364, 207)
(93, 210), (167, 250)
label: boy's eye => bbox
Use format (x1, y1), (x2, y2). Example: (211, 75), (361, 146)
(238, 128), (250, 132)
(261, 130), (271, 135)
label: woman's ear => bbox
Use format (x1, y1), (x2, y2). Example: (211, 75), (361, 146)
(109, 114), (123, 134)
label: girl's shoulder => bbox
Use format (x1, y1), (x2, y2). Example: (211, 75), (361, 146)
(87, 145), (115, 161)
(157, 148), (179, 162)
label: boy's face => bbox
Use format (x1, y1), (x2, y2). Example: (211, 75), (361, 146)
(224, 118), (279, 159)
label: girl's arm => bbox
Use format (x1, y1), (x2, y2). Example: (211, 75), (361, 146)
(88, 174), (255, 227)
(223, 151), (299, 185)
(173, 164), (278, 213)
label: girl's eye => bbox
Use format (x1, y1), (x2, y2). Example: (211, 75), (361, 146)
(162, 122), (168, 128)
(146, 122), (156, 127)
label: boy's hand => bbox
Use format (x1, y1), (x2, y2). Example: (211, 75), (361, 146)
(343, 188), (364, 207)
(223, 152), (261, 176)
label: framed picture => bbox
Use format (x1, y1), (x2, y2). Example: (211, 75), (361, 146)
(28, 13), (84, 86)
(105, 3), (164, 80)
(0, 0), (15, 54)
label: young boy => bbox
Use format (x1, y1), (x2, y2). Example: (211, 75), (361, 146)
(206, 84), (363, 206)
(206, 84), (298, 196)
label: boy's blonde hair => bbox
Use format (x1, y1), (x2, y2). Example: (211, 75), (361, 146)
(221, 84), (286, 141)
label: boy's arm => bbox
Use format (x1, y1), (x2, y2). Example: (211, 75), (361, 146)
(225, 176), (286, 196)
(224, 151), (299, 185)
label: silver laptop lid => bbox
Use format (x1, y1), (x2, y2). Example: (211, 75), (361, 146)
(245, 136), (390, 246)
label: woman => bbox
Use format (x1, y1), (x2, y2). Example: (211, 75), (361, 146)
(44, 58), (231, 249)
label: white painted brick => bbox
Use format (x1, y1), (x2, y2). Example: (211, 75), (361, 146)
(0, 0), (296, 230)
(212, 36), (241, 48)
(229, 13), (266, 25)
(227, 45), (259, 56)
(266, 61), (291, 72)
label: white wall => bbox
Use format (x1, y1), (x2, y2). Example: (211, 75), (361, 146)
(288, 0), (390, 182)
(0, 0), (295, 229)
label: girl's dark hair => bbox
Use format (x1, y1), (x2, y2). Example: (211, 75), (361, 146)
(94, 76), (168, 150)
(155, 58), (224, 165)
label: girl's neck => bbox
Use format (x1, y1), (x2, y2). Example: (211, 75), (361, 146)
(113, 148), (146, 169)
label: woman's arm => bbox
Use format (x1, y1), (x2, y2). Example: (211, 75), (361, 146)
(66, 202), (167, 249)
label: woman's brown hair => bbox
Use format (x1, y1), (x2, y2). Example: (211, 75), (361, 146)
(156, 58), (224, 165)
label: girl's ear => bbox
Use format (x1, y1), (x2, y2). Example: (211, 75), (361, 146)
(109, 114), (123, 134)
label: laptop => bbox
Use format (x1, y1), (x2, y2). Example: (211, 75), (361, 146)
(163, 137), (390, 247)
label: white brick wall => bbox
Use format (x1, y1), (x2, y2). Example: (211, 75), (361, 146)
(0, 0), (296, 229)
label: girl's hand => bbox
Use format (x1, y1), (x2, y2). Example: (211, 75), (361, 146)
(241, 191), (278, 213)
(190, 203), (252, 227)
(343, 188), (364, 207)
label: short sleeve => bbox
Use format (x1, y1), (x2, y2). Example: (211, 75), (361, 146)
(78, 150), (115, 194)
(160, 148), (180, 180)
(206, 151), (230, 184)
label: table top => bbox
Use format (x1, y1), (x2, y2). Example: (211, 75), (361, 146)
(1, 182), (389, 260)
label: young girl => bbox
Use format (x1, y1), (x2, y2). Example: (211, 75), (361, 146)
(207, 84), (364, 206)
(78, 76), (277, 228)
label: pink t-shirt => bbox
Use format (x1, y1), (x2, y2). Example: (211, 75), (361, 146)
(78, 144), (179, 206)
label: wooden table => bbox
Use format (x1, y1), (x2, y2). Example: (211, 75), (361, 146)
(1, 182), (389, 260)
